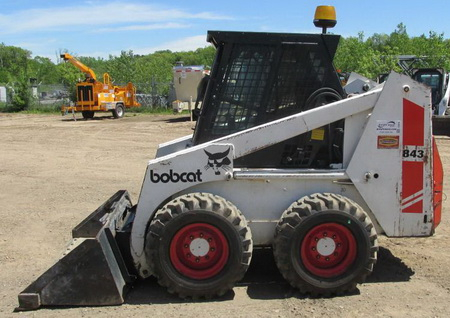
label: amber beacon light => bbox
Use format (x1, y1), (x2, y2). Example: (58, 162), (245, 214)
(314, 5), (337, 34)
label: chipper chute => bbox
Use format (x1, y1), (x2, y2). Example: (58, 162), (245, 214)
(16, 190), (136, 311)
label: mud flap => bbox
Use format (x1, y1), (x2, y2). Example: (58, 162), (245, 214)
(432, 116), (450, 136)
(16, 190), (136, 311)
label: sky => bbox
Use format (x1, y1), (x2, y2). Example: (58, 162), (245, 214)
(2, 0), (450, 62)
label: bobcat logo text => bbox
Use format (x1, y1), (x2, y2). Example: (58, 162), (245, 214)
(150, 169), (203, 183)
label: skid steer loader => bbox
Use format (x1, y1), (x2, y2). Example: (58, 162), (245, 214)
(17, 6), (444, 311)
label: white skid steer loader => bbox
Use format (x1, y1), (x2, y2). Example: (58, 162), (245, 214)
(17, 8), (444, 311)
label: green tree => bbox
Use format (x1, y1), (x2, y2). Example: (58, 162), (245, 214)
(0, 44), (33, 110)
(107, 50), (137, 84)
(28, 56), (59, 84)
(334, 32), (380, 78)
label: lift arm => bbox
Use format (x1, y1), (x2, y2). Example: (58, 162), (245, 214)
(60, 53), (97, 81)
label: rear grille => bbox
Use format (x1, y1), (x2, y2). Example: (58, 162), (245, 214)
(77, 85), (94, 102)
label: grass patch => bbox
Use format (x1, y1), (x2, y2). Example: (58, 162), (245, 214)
(130, 106), (173, 114)
(1, 102), (176, 115)
(26, 101), (64, 113)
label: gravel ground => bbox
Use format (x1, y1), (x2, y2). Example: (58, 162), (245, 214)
(0, 113), (449, 318)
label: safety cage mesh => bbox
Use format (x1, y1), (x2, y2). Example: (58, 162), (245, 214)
(201, 39), (340, 139)
(193, 31), (344, 168)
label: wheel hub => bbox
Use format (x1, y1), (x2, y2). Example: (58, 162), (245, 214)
(301, 222), (357, 278)
(170, 223), (229, 279)
(189, 238), (210, 257)
(316, 237), (336, 256)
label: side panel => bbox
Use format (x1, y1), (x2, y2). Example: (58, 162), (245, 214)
(132, 144), (235, 276)
(155, 134), (193, 158)
(433, 138), (444, 228)
(347, 73), (434, 237)
(179, 177), (378, 245)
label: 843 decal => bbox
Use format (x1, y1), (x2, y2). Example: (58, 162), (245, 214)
(402, 146), (426, 161)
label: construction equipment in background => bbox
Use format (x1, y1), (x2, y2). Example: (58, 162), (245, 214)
(60, 53), (140, 119)
(170, 62), (209, 118)
(377, 56), (450, 135)
(408, 63), (450, 135)
(17, 6), (444, 310)
(378, 55), (450, 115)
(411, 68), (450, 116)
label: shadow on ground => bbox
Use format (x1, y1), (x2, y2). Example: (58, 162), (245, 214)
(61, 115), (118, 122)
(125, 246), (413, 305)
(163, 116), (193, 123)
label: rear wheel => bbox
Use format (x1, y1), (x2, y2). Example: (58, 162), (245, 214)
(112, 104), (124, 118)
(273, 193), (378, 296)
(146, 193), (252, 299)
(81, 111), (94, 119)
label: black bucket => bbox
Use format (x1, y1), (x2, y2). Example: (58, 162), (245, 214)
(16, 190), (136, 311)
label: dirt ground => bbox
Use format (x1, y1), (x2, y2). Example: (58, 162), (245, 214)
(0, 113), (449, 318)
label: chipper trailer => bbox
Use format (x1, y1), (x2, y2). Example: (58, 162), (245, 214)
(17, 6), (444, 310)
(60, 53), (140, 119)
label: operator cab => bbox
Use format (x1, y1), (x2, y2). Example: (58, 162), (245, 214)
(192, 31), (345, 169)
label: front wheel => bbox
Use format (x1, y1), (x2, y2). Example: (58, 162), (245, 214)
(146, 193), (253, 299)
(82, 111), (94, 119)
(273, 193), (378, 296)
(112, 104), (125, 118)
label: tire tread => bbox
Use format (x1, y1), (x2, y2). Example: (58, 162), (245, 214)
(273, 192), (378, 296)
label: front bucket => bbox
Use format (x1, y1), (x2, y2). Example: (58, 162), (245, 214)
(16, 190), (136, 311)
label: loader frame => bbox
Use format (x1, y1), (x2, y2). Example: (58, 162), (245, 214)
(132, 72), (440, 279)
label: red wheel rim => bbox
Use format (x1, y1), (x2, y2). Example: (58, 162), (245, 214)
(170, 223), (229, 280)
(300, 222), (357, 278)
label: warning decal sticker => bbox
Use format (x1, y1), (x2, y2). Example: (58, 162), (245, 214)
(377, 135), (399, 149)
(376, 120), (401, 135)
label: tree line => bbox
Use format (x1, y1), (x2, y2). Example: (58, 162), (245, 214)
(1, 23), (450, 111)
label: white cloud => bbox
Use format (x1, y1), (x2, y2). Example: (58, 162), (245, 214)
(74, 35), (210, 60)
(131, 35), (210, 55)
(94, 22), (190, 33)
(0, 2), (232, 34)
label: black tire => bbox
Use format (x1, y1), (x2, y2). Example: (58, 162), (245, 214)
(273, 193), (378, 296)
(146, 192), (253, 299)
(112, 104), (125, 118)
(81, 111), (94, 119)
